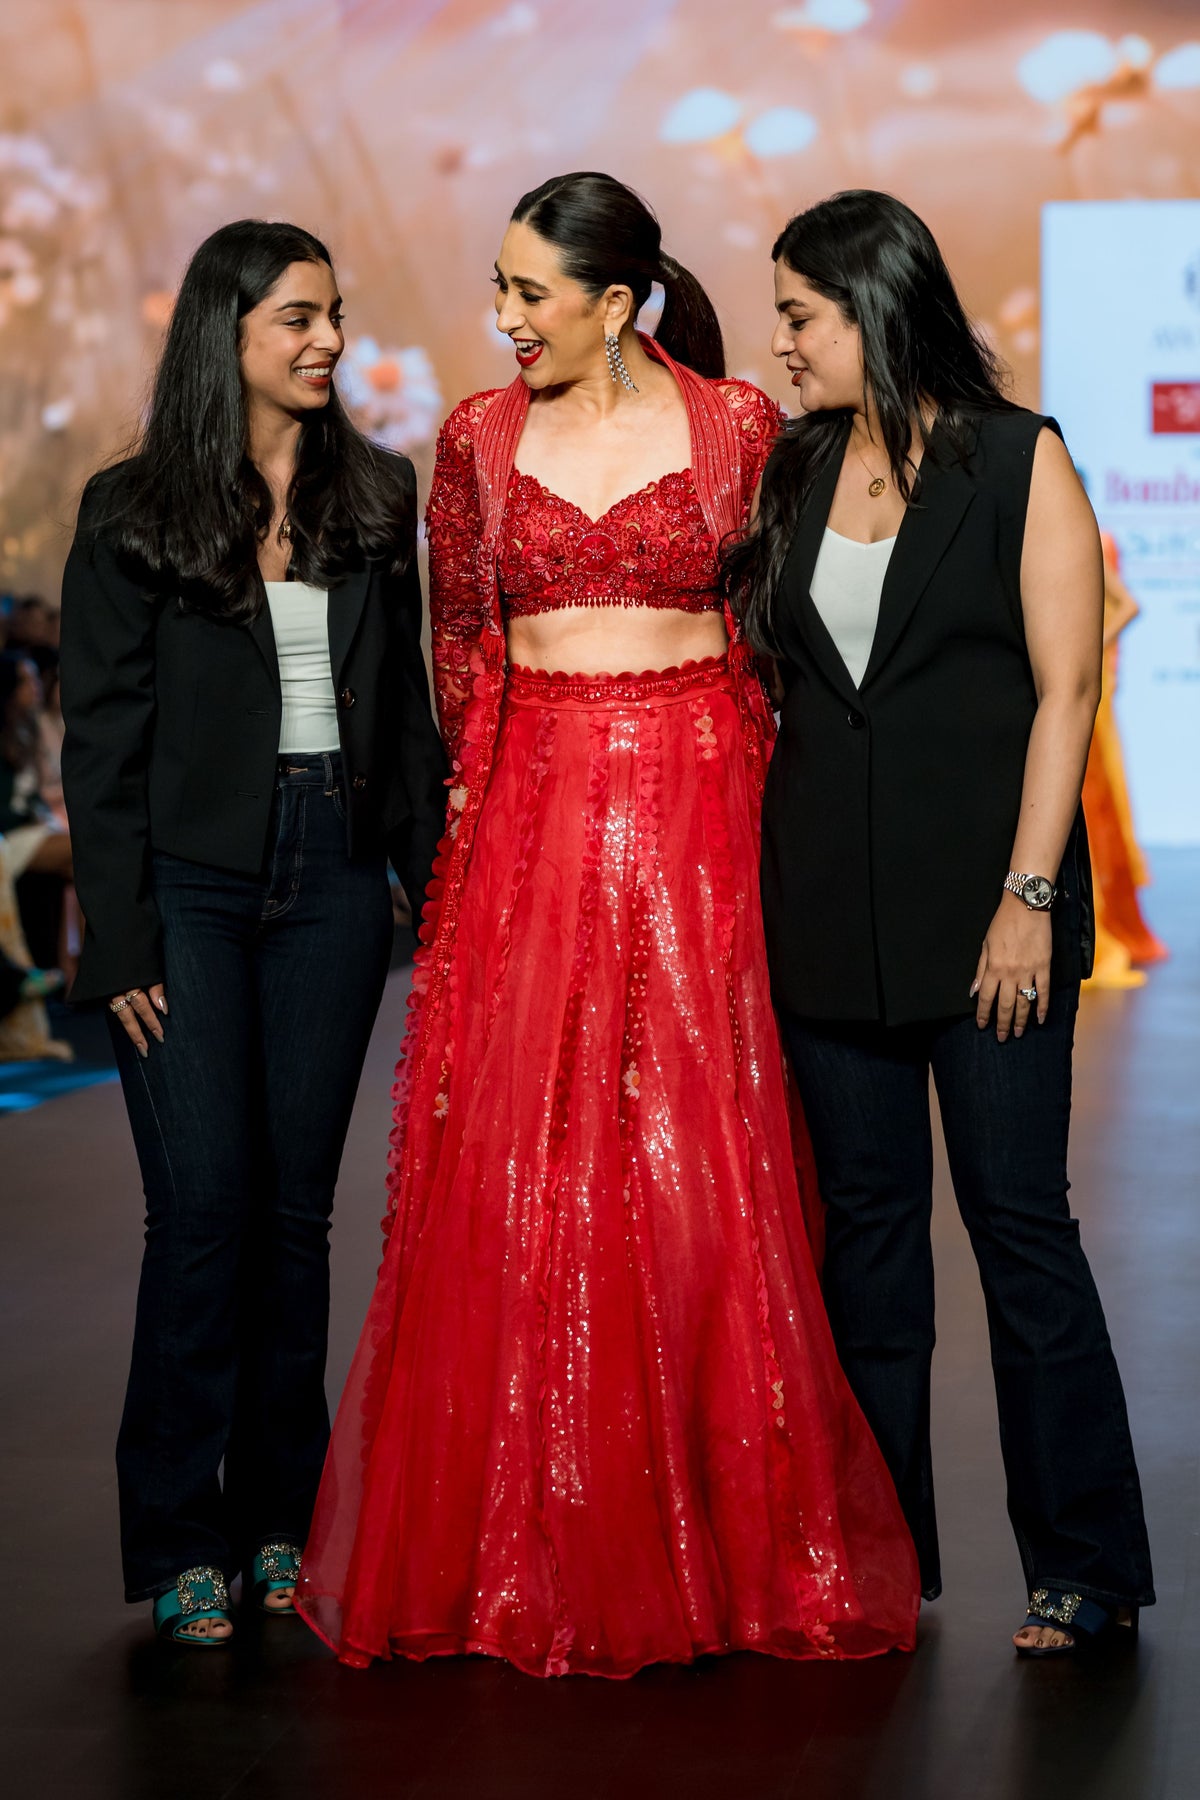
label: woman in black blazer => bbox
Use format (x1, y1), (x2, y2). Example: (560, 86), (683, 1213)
(60, 220), (447, 1644)
(726, 191), (1153, 1656)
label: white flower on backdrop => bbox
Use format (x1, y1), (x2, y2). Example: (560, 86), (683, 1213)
(772, 0), (871, 34)
(1154, 43), (1200, 90)
(660, 89), (743, 145)
(336, 339), (443, 454)
(743, 108), (819, 158)
(1017, 31), (1151, 105)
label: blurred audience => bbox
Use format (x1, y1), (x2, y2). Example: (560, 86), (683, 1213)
(0, 611), (73, 1060)
(38, 655), (67, 824)
(1, 646), (73, 976)
(5, 594), (62, 678)
(0, 833), (70, 1063)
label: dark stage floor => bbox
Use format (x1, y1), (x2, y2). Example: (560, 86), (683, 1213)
(2, 854), (1197, 1800)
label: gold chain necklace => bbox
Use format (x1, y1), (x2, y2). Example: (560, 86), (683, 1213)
(852, 440), (888, 498)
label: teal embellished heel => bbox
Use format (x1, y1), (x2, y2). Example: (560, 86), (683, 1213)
(153, 1567), (233, 1646)
(251, 1541), (302, 1614)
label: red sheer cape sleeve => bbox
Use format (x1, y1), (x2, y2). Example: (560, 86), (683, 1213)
(715, 377), (785, 516)
(706, 378), (823, 1255)
(425, 391), (504, 772)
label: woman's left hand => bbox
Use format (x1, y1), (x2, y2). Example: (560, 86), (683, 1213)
(971, 896), (1051, 1041)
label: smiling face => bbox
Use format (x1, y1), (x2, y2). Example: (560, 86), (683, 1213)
(771, 260), (864, 414)
(238, 257), (345, 422)
(493, 219), (630, 389)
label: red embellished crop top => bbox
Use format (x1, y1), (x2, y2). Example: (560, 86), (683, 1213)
(424, 370), (784, 765)
(497, 468), (722, 617)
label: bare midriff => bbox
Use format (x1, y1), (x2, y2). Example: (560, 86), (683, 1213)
(506, 603), (729, 677)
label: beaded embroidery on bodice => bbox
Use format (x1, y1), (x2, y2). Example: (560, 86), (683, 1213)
(424, 361), (783, 769)
(498, 468), (722, 618)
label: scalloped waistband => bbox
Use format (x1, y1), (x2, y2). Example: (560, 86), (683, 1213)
(505, 654), (732, 707)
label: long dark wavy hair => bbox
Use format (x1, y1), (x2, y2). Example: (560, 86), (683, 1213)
(724, 190), (1014, 653)
(99, 219), (408, 621)
(511, 171), (725, 380)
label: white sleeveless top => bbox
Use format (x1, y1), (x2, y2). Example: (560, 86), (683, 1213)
(808, 528), (897, 690)
(263, 582), (340, 753)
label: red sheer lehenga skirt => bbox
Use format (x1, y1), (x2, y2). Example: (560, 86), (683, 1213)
(297, 655), (919, 1677)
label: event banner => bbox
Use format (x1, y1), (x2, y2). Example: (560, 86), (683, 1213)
(1043, 200), (1200, 846)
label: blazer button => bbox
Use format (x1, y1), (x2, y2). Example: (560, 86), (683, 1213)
(352, 773), (367, 791)
(846, 708), (866, 730)
(340, 687), (356, 707)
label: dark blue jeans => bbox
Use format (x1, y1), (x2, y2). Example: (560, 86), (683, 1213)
(111, 753), (393, 1601)
(783, 979), (1154, 1611)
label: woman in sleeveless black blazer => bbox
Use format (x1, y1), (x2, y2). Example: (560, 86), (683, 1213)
(727, 191), (1152, 1655)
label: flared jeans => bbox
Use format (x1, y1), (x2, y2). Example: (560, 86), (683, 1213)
(782, 977), (1155, 1611)
(111, 753), (393, 1601)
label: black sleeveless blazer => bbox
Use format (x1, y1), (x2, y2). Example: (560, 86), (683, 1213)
(761, 406), (1094, 1025)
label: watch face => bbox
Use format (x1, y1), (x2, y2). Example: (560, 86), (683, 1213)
(1022, 876), (1054, 908)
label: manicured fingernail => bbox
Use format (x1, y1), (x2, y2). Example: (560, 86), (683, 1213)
(153, 1029), (164, 1042)
(1014, 1027), (1024, 1038)
(137, 1043), (149, 1059)
(155, 995), (169, 1015)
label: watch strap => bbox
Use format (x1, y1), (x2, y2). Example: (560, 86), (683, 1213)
(1004, 870), (1057, 907)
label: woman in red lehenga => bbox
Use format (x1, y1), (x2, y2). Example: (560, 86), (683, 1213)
(297, 173), (919, 1677)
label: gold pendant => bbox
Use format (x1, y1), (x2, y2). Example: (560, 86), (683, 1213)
(868, 477), (886, 498)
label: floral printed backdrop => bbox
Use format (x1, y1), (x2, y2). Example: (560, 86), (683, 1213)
(1, 0), (1198, 596)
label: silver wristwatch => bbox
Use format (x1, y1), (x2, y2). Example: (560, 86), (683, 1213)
(1003, 870), (1056, 911)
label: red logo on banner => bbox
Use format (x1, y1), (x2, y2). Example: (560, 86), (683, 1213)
(1152, 382), (1200, 433)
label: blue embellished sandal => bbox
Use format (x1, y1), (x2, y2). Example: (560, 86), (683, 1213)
(1015, 1587), (1139, 1658)
(152, 1566), (233, 1646)
(251, 1541), (302, 1614)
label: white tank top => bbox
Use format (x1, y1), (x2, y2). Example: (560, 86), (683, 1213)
(263, 582), (340, 753)
(808, 528), (897, 690)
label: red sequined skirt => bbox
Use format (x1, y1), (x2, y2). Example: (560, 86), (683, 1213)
(297, 657), (919, 1676)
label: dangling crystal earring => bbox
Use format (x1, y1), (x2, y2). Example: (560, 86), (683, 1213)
(605, 332), (639, 394)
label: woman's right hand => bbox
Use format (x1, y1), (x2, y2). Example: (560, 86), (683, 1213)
(108, 984), (167, 1057)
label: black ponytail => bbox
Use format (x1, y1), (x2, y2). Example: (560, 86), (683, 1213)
(511, 172), (725, 378)
(656, 251), (724, 380)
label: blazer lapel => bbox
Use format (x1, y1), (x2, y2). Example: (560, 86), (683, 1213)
(246, 597), (280, 686)
(860, 422), (976, 689)
(327, 563), (371, 685)
(779, 425), (862, 706)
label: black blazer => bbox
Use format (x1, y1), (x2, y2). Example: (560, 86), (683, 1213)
(762, 407), (1095, 1026)
(60, 460), (448, 1004)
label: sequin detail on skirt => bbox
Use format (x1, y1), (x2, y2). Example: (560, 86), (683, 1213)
(297, 660), (919, 1677)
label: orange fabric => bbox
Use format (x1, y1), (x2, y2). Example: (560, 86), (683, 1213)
(1082, 536), (1168, 984)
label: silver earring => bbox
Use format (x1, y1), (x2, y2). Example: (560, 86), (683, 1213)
(605, 332), (638, 394)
